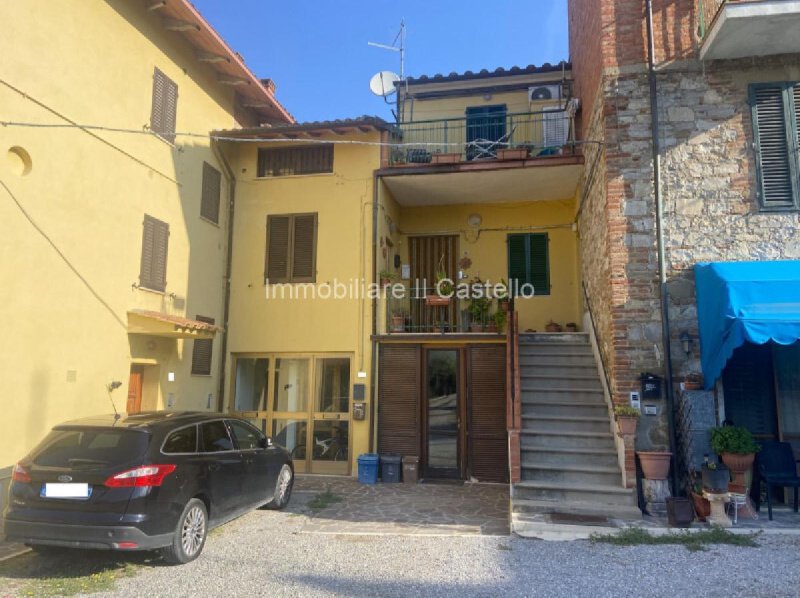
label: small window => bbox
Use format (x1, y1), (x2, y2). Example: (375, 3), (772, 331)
(190, 316), (215, 376)
(507, 233), (550, 296)
(200, 420), (234, 452)
(750, 82), (800, 210)
(257, 146), (333, 177)
(139, 215), (169, 292)
(201, 162), (222, 224)
(265, 213), (317, 283)
(228, 420), (263, 451)
(163, 425), (198, 454)
(151, 67), (178, 143)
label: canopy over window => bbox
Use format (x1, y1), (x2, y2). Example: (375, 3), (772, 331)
(694, 261), (800, 389)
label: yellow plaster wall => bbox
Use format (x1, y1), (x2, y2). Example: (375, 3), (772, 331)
(0, 0), (242, 471)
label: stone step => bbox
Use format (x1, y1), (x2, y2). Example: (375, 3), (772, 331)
(520, 429), (616, 450)
(521, 400), (609, 418)
(511, 498), (642, 521)
(520, 374), (603, 391)
(521, 462), (622, 487)
(519, 354), (597, 367)
(521, 414), (611, 434)
(512, 480), (636, 506)
(521, 446), (619, 468)
(521, 388), (606, 403)
(518, 332), (590, 343)
(519, 363), (600, 378)
(519, 343), (593, 356)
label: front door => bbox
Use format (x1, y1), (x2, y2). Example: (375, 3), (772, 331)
(424, 348), (462, 478)
(126, 365), (144, 414)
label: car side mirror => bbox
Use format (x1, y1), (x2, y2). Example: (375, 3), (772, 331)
(259, 437), (273, 449)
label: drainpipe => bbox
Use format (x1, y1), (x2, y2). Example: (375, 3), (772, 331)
(645, 0), (679, 495)
(369, 171), (380, 453)
(212, 140), (236, 414)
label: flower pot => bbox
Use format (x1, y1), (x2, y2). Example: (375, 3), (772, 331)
(380, 278), (392, 287)
(545, 322), (562, 333)
(683, 382), (704, 390)
(425, 295), (451, 307)
(565, 323), (578, 332)
(690, 491), (710, 522)
(497, 148), (529, 161)
(486, 322), (498, 333)
(431, 152), (461, 164)
(390, 316), (405, 333)
(666, 497), (694, 528)
(638, 451), (672, 480)
(616, 416), (638, 437)
(470, 324), (484, 333)
(498, 300), (509, 313)
(720, 452), (755, 474)
(702, 464), (729, 493)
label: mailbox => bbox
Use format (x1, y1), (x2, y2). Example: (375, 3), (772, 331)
(640, 372), (662, 399)
(352, 402), (366, 421)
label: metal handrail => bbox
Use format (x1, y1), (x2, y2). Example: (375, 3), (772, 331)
(582, 280), (613, 398)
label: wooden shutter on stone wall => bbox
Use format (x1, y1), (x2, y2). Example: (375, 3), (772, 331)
(200, 162), (221, 224)
(378, 345), (421, 456)
(468, 345), (508, 483)
(191, 316), (215, 375)
(151, 67), (178, 143)
(291, 214), (317, 282)
(139, 215), (169, 292)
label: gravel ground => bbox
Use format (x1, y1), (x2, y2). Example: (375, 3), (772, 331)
(91, 508), (800, 598)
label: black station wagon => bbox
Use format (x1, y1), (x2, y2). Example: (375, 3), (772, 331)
(3, 412), (294, 564)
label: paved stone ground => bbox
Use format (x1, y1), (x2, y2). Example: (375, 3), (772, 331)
(0, 541), (28, 563)
(295, 475), (510, 536)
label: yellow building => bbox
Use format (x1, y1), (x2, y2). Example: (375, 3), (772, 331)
(0, 0), (290, 500)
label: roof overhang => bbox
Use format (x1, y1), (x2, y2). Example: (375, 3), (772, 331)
(214, 117), (391, 140)
(147, 0), (293, 123)
(127, 310), (222, 339)
(378, 156), (583, 206)
(700, 0), (800, 60)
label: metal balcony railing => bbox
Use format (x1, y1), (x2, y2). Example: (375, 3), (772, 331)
(388, 108), (576, 166)
(385, 286), (505, 334)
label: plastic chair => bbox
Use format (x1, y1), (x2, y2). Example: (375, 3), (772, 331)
(752, 440), (800, 521)
(726, 493), (750, 525)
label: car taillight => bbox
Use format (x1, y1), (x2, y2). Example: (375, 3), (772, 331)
(104, 464), (176, 488)
(12, 463), (31, 484)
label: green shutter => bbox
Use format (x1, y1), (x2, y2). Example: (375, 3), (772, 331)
(529, 233), (550, 296)
(507, 234), (527, 296)
(750, 83), (798, 209)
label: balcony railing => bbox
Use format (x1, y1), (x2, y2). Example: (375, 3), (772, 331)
(388, 108), (576, 166)
(385, 286), (506, 334)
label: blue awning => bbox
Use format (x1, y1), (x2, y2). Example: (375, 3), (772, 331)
(694, 261), (800, 389)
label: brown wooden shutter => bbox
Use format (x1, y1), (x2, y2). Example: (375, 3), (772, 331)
(291, 214), (317, 282)
(191, 316), (215, 376)
(378, 345), (421, 456)
(139, 215), (169, 292)
(150, 68), (166, 137)
(151, 68), (177, 143)
(200, 162), (221, 224)
(468, 345), (508, 483)
(266, 215), (290, 282)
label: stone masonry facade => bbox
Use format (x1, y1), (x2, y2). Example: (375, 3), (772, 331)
(569, 0), (800, 486)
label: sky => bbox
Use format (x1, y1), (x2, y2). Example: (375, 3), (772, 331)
(192, 1), (569, 123)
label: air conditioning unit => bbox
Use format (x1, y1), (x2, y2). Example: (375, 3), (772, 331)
(528, 85), (561, 102)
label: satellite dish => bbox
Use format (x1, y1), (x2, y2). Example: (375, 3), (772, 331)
(369, 71), (400, 97)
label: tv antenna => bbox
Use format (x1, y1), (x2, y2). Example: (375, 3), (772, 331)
(368, 19), (406, 83)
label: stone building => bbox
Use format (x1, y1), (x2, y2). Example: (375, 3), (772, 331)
(568, 0), (800, 488)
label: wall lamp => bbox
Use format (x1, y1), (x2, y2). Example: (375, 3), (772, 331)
(679, 331), (692, 356)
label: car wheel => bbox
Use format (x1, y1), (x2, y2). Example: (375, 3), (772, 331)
(160, 498), (208, 565)
(265, 464), (293, 510)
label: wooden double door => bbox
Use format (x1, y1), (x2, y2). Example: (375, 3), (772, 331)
(377, 343), (508, 482)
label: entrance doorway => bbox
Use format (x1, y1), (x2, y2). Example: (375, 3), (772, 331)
(126, 365), (144, 414)
(424, 349), (462, 478)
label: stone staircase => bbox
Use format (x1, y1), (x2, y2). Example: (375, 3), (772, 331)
(511, 333), (640, 530)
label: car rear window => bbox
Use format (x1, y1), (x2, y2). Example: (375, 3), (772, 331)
(32, 428), (150, 468)
(163, 425), (198, 454)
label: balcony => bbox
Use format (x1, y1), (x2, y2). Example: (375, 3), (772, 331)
(388, 108), (576, 167)
(698, 0), (800, 60)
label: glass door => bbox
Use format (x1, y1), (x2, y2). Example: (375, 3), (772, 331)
(425, 349), (461, 478)
(271, 358), (311, 474)
(310, 357), (351, 475)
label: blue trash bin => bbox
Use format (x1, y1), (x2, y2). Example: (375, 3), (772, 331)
(357, 453), (379, 484)
(380, 454), (402, 483)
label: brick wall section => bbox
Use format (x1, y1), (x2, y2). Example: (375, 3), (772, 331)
(568, 0), (602, 138)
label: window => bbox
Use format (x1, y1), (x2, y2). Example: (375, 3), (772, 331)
(190, 316), (215, 376)
(139, 215), (169, 292)
(163, 425), (198, 454)
(32, 430), (148, 467)
(750, 82), (800, 210)
(201, 162), (222, 224)
(200, 420), (234, 452)
(466, 105), (506, 160)
(227, 420), (263, 451)
(507, 233), (550, 296)
(257, 146), (333, 177)
(150, 67), (178, 143)
(265, 213), (317, 283)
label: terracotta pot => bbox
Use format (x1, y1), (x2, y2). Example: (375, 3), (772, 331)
(470, 324), (484, 333)
(683, 382), (704, 390)
(638, 451), (672, 480)
(545, 322), (562, 333)
(390, 316), (405, 333)
(690, 492), (710, 522)
(431, 152), (460, 164)
(616, 416), (638, 437)
(721, 452), (755, 474)
(425, 295), (451, 306)
(498, 300), (510, 313)
(486, 322), (498, 333)
(565, 323), (578, 332)
(497, 148), (529, 161)
(380, 278), (392, 287)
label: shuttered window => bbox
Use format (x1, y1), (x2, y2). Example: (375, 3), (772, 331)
(507, 233), (550, 296)
(151, 67), (178, 143)
(468, 345), (508, 483)
(200, 162), (221, 224)
(257, 146), (333, 177)
(265, 213), (317, 283)
(750, 82), (800, 211)
(139, 215), (169, 292)
(191, 316), (215, 376)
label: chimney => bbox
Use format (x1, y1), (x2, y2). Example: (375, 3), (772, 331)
(260, 78), (276, 94)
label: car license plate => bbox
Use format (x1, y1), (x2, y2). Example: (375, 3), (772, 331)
(41, 483), (91, 499)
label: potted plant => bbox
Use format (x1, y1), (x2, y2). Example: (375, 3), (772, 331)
(379, 270), (394, 287)
(492, 310), (507, 334)
(710, 425), (760, 474)
(683, 372), (704, 390)
(426, 256), (454, 306)
(637, 451), (672, 480)
(468, 295), (491, 332)
(565, 322), (578, 333)
(613, 405), (640, 437)
(689, 475), (710, 521)
(701, 460), (729, 493)
(545, 320), (562, 333)
(390, 311), (406, 333)
(431, 151), (461, 164)
(497, 280), (510, 312)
